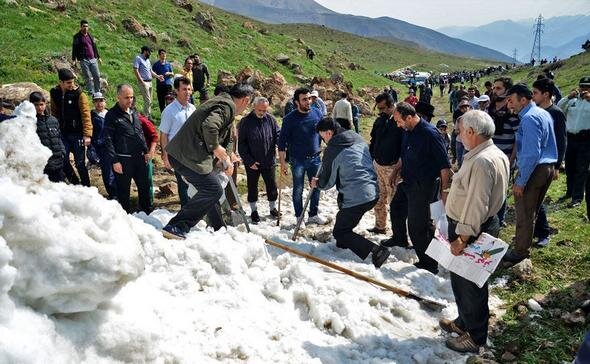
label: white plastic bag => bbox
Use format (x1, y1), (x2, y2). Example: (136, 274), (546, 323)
(430, 200), (448, 239)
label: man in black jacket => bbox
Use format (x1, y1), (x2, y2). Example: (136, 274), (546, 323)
(72, 20), (101, 95)
(50, 68), (93, 186)
(104, 84), (152, 214)
(31, 92), (65, 182)
(238, 96), (280, 223)
(367, 93), (403, 235)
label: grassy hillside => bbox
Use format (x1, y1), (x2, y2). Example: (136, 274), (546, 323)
(0, 0), (496, 116)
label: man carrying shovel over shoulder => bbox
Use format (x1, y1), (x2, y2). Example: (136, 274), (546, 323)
(162, 83), (254, 239)
(310, 117), (391, 268)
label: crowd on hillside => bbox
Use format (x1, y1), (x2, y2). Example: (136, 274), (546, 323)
(2, 19), (590, 359)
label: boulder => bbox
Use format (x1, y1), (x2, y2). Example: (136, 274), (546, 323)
(258, 28), (270, 35)
(511, 258), (533, 279)
(270, 72), (286, 86)
(242, 21), (255, 30)
(217, 69), (236, 87)
(194, 11), (215, 33)
(159, 32), (171, 43)
(275, 54), (290, 65)
(173, 0), (193, 12)
(177, 37), (191, 48)
(236, 66), (254, 84)
(290, 63), (303, 74)
(0, 83), (49, 108)
(157, 182), (177, 198)
(122, 17), (144, 36)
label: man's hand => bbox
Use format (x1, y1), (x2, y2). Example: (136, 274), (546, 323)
(157, 75), (165, 82)
(113, 162), (123, 174)
(553, 169), (560, 180)
(450, 238), (467, 256)
(250, 162), (259, 170)
(310, 177), (318, 189)
(513, 184), (525, 198)
(83, 136), (91, 146)
(162, 154), (172, 170)
(144, 151), (154, 163)
(441, 190), (449, 205)
(582, 90), (590, 102)
(223, 161), (234, 177)
(569, 89), (579, 99)
(231, 153), (241, 165)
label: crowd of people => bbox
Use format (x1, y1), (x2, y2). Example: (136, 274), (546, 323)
(2, 18), (590, 358)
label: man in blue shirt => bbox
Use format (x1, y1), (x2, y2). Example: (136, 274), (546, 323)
(504, 84), (557, 264)
(278, 87), (328, 225)
(133, 46), (164, 119)
(386, 102), (452, 274)
(152, 49), (174, 112)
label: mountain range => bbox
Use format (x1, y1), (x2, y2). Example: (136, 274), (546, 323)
(438, 15), (590, 61)
(199, 0), (514, 62)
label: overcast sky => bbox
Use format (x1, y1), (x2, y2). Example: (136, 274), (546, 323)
(314, 0), (590, 28)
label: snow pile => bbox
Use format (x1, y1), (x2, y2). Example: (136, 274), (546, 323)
(0, 109), (498, 363)
(0, 104), (144, 314)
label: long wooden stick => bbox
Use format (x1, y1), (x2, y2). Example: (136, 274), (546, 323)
(277, 175), (282, 227)
(264, 238), (446, 310)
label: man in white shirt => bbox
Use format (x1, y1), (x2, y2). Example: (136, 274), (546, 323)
(332, 91), (353, 129)
(159, 76), (195, 206)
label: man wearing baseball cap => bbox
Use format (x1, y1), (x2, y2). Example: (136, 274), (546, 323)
(477, 95), (490, 112)
(309, 90), (327, 116)
(557, 77), (590, 212)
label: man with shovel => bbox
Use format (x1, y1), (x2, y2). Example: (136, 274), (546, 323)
(310, 118), (390, 268)
(161, 83), (254, 239)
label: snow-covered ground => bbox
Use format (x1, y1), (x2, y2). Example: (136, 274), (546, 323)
(0, 103), (501, 363)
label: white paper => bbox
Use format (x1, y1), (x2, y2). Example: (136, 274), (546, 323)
(426, 231), (508, 287)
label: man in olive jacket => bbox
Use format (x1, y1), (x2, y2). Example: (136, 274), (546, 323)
(162, 83), (254, 239)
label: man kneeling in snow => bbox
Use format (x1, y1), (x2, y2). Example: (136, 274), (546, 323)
(162, 83), (254, 239)
(441, 110), (509, 353)
(310, 117), (390, 268)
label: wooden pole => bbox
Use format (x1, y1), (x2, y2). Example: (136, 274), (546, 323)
(264, 238), (445, 310)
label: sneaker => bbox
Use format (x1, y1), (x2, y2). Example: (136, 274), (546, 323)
(439, 318), (465, 335)
(162, 225), (186, 240)
(536, 237), (550, 247)
(307, 214), (328, 225)
(367, 227), (387, 234)
(568, 199), (582, 208)
(251, 210), (261, 224)
(445, 333), (481, 354)
(269, 208), (281, 218)
(371, 245), (391, 268)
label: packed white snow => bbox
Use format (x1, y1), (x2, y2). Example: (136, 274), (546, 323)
(0, 105), (503, 363)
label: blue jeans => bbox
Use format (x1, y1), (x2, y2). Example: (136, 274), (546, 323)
(290, 155), (321, 218)
(80, 58), (101, 95)
(62, 134), (90, 186)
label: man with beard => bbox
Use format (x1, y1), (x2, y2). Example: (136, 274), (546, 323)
(133, 46), (164, 118)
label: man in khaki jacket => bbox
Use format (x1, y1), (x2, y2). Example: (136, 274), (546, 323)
(162, 83), (254, 239)
(441, 110), (509, 353)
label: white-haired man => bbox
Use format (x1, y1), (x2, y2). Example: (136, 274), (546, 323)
(441, 110), (509, 353)
(238, 96), (281, 223)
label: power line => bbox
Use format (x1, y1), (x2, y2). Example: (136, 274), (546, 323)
(512, 48), (518, 64)
(530, 14), (544, 63)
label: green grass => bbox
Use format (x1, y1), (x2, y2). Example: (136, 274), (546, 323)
(1, 0), (499, 121)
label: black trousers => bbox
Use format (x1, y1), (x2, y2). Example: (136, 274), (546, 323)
(44, 167), (64, 183)
(564, 135), (590, 201)
(246, 165), (278, 203)
(115, 155), (152, 214)
(156, 83), (172, 112)
(334, 198), (379, 260)
(447, 215), (499, 346)
(390, 179), (438, 273)
(167, 155), (224, 232)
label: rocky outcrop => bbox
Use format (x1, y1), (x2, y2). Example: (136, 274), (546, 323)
(0, 83), (49, 108)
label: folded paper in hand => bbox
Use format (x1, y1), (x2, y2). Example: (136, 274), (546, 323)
(426, 231), (508, 287)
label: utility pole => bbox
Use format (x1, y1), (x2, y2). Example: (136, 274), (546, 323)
(512, 48), (518, 64)
(530, 14), (544, 63)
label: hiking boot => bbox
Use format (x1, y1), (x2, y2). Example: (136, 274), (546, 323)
(414, 261), (438, 275)
(251, 210), (261, 224)
(439, 318), (465, 335)
(381, 238), (410, 249)
(367, 227), (387, 234)
(162, 225), (186, 240)
(445, 333), (481, 354)
(371, 245), (391, 268)
(269, 208), (281, 218)
(307, 214), (328, 225)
